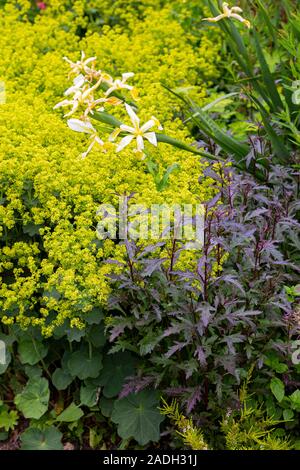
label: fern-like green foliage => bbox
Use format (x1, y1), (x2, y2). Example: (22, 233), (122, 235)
(221, 371), (292, 450)
(221, 409), (291, 450)
(161, 366), (292, 450)
(160, 398), (209, 450)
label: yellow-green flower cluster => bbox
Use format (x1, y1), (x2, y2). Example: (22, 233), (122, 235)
(0, 0), (221, 335)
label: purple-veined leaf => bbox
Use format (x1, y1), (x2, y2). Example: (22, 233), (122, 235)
(195, 346), (207, 367)
(165, 341), (188, 359)
(186, 386), (202, 414)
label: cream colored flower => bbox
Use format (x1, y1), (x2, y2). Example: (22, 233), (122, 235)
(105, 72), (138, 99)
(114, 103), (162, 156)
(64, 75), (85, 96)
(202, 2), (251, 28)
(54, 77), (103, 117)
(63, 51), (97, 76)
(67, 118), (104, 158)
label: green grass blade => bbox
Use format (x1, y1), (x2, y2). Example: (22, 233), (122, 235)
(92, 109), (220, 162)
(201, 92), (239, 111)
(187, 102), (250, 159)
(252, 29), (283, 111)
(162, 83), (250, 160)
(92, 111), (122, 127)
(206, 0), (273, 109)
(156, 133), (221, 161)
(256, 0), (277, 45)
(250, 95), (290, 162)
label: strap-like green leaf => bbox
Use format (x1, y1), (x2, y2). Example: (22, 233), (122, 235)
(253, 29), (283, 112)
(92, 111), (122, 127)
(250, 95), (289, 162)
(256, 0), (277, 45)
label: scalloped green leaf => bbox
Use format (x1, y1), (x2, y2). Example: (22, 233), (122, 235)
(52, 368), (73, 391)
(98, 352), (136, 398)
(88, 323), (106, 348)
(56, 402), (84, 422)
(111, 390), (164, 445)
(14, 377), (49, 419)
(25, 365), (43, 380)
(99, 397), (114, 418)
(85, 307), (104, 325)
(18, 339), (48, 366)
(80, 382), (98, 407)
(21, 427), (63, 450)
(67, 347), (102, 380)
(66, 328), (85, 343)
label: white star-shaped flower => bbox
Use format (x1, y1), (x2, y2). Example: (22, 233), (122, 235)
(67, 118), (104, 158)
(114, 103), (163, 156)
(202, 2), (251, 28)
(63, 51), (97, 76)
(105, 73), (138, 99)
(54, 77), (103, 117)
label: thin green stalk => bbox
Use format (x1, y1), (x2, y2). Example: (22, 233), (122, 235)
(91, 111), (220, 161)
